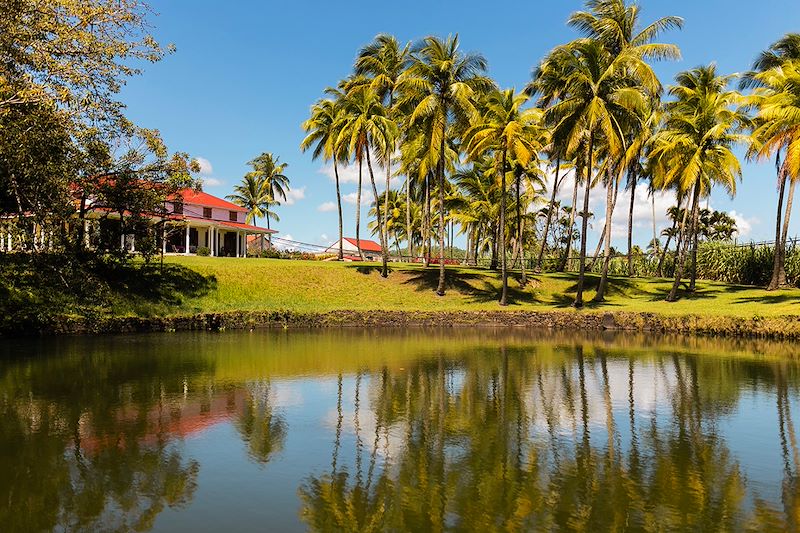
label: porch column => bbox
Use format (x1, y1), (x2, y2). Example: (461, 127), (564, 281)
(210, 227), (215, 256)
(83, 220), (90, 247)
(120, 232), (125, 252)
(184, 225), (190, 255)
(235, 230), (240, 257)
(162, 225), (167, 255)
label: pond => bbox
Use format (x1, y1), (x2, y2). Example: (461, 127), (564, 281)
(1, 329), (798, 532)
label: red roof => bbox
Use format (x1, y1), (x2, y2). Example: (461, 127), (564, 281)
(343, 237), (382, 252)
(174, 189), (248, 213)
(184, 215), (275, 233)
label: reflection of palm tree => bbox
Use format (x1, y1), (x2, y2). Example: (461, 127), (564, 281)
(236, 381), (286, 464)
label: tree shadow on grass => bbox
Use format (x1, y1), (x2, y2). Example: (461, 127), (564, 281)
(353, 264), (537, 305)
(734, 292), (800, 305)
(100, 261), (217, 305)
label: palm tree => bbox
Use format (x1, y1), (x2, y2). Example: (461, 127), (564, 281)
(649, 65), (747, 301)
(226, 173), (275, 252)
(544, 39), (655, 307)
(245, 152), (291, 244)
(565, 0), (681, 302)
(338, 87), (397, 277)
(399, 34), (494, 296)
(301, 98), (347, 260)
(356, 34), (410, 259)
(465, 89), (546, 305)
(743, 34), (800, 290)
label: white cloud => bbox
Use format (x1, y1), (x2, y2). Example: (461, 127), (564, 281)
(317, 201), (336, 212)
(202, 177), (223, 187)
(196, 157), (213, 175)
(342, 190), (374, 205)
(273, 234), (293, 250)
(320, 233), (329, 242)
(317, 150), (402, 190)
(283, 186), (306, 206)
(728, 210), (758, 238)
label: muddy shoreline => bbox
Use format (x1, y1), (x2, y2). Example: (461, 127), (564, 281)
(9, 309), (800, 340)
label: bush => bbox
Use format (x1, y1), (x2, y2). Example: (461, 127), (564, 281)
(196, 246), (210, 256)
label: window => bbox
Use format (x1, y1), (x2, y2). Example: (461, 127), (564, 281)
(229, 211), (238, 222)
(203, 207), (212, 219)
(172, 201), (183, 214)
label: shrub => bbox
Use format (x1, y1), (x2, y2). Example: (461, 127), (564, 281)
(196, 246), (210, 256)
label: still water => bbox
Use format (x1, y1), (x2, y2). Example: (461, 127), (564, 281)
(2, 329), (799, 532)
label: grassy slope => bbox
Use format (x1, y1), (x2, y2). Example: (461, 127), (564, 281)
(163, 256), (800, 318)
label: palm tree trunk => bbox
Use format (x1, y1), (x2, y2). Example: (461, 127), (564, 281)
(769, 162), (788, 290)
(516, 167), (526, 286)
(436, 123), (447, 296)
(473, 226), (481, 267)
(406, 177), (413, 261)
(651, 192), (657, 261)
(668, 182), (699, 302)
(366, 150), (389, 277)
(574, 135), (593, 308)
(334, 159), (344, 260)
(355, 155), (364, 260)
(500, 147), (509, 306)
(688, 187), (701, 292)
(781, 176), (796, 266)
(384, 157), (391, 268)
(559, 171), (580, 272)
(537, 159), (560, 273)
(658, 195), (682, 277)
(627, 169), (637, 277)
(594, 173), (615, 302)
(423, 173), (430, 267)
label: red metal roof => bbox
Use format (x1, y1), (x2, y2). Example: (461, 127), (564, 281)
(184, 215), (275, 233)
(174, 189), (248, 212)
(343, 237), (382, 252)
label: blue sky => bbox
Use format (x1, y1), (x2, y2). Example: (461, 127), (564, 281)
(121, 0), (800, 250)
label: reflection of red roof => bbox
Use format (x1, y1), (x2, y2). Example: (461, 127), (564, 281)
(343, 237), (382, 252)
(174, 189), (248, 213)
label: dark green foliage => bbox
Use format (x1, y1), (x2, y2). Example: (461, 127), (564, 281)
(196, 246), (210, 256)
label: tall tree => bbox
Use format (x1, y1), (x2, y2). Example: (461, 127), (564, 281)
(465, 89), (546, 305)
(244, 153), (290, 244)
(399, 35), (494, 296)
(301, 98), (347, 260)
(544, 39), (654, 307)
(338, 88), (397, 277)
(650, 65), (747, 301)
(743, 34), (800, 290)
(355, 35), (410, 260)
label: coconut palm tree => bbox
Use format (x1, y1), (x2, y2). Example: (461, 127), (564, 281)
(398, 34), (494, 296)
(465, 89), (546, 305)
(743, 34), (800, 290)
(301, 98), (347, 260)
(649, 65), (748, 301)
(545, 39), (655, 307)
(355, 34), (410, 258)
(338, 87), (397, 277)
(245, 152), (291, 244)
(226, 173), (275, 252)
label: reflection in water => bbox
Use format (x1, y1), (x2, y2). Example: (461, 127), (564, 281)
(1, 330), (800, 531)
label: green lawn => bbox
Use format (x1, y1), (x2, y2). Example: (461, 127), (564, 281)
(161, 256), (800, 318)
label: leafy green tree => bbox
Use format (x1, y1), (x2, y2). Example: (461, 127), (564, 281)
(465, 89), (546, 305)
(338, 88), (397, 276)
(649, 65), (747, 301)
(302, 98), (348, 260)
(743, 34), (800, 289)
(399, 35), (494, 295)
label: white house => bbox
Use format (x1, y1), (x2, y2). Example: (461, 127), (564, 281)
(161, 189), (275, 257)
